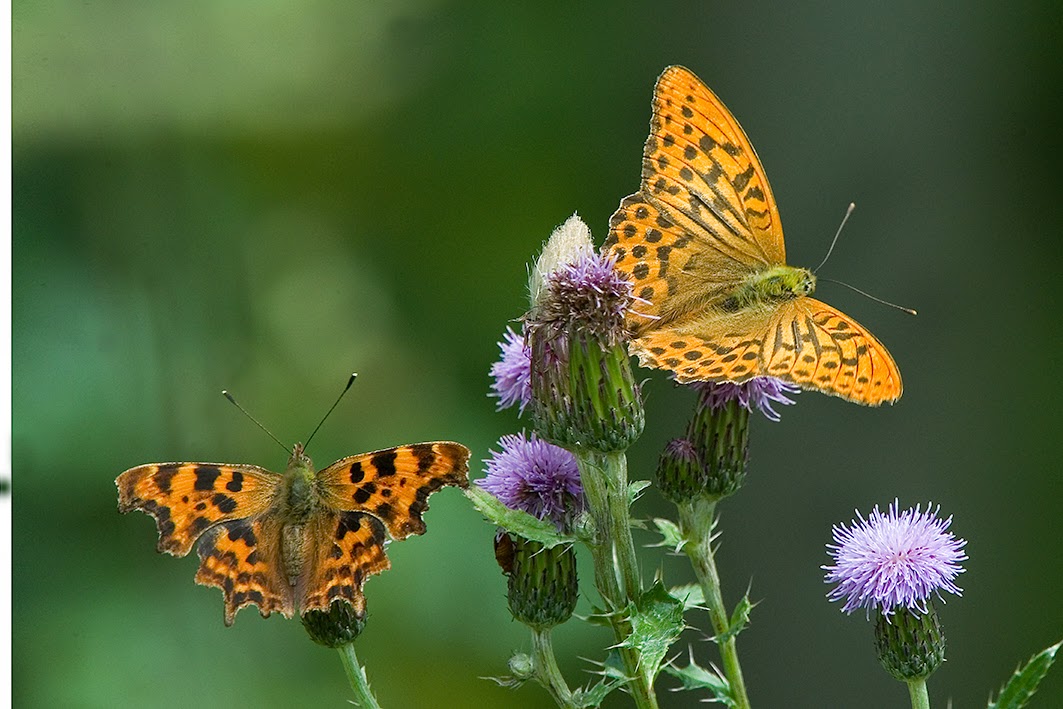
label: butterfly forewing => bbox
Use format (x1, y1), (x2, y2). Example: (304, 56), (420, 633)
(116, 462), (279, 556)
(647, 66), (785, 264)
(316, 442), (471, 540)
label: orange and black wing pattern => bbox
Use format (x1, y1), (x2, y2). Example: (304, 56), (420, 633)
(300, 511), (391, 616)
(116, 462), (279, 556)
(316, 442), (470, 540)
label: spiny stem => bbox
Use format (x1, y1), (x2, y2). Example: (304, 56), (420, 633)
(532, 628), (577, 709)
(574, 449), (658, 709)
(906, 678), (931, 709)
(678, 499), (751, 709)
(336, 642), (382, 709)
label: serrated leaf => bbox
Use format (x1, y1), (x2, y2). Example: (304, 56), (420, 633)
(651, 517), (686, 551)
(629, 479), (651, 503)
(663, 657), (735, 706)
(669, 583), (706, 611)
(572, 673), (625, 708)
(718, 592), (753, 644)
(988, 640), (1063, 709)
(482, 674), (527, 689)
(465, 486), (574, 547)
(619, 582), (686, 682)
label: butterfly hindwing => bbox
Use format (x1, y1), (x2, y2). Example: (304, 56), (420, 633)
(116, 463), (279, 556)
(766, 298), (902, 405)
(194, 516), (294, 626)
(629, 309), (775, 384)
(300, 511), (390, 617)
(629, 297), (902, 405)
(316, 442), (471, 540)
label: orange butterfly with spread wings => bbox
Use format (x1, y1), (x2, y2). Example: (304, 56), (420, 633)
(117, 440), (469, 625)
(603, 66), (902, 405)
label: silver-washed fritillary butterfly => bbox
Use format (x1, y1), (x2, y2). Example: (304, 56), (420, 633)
(603, 66), (902, 405)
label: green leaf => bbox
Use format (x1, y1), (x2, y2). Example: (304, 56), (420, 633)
(464, 486), (575, 547)
(572, 673), (625, 708)
(628, 479), (651, 503)
(988, 640), (1063, 709)
(619, 582), (686, 682)
(663, 655), (735, 706)
(669, 583), (706, 610)
(650, 517), (686, 552)
(718, 590), (753, 644)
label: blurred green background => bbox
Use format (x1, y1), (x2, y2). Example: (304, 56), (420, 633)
(12, 2), (1063, 707)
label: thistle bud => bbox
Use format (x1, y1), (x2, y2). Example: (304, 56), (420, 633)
(499, 532), (578, 630)
(301, 600), (366, 648)
(874, 605), (946, 681)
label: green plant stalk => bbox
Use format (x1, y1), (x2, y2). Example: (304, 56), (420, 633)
(678, 499), (751, 709)
(907, 678), (930, 709)
(575, 450), (658, 709)
(532, 628), (577, 709)
(337, 643), (383, 709)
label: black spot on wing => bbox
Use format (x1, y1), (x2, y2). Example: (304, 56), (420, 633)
(371, 451), (397, 477)
(193, 466), (221, 491)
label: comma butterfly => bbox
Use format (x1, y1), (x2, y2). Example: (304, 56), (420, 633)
(117, 389), (470, 625)
(603, 66), (902, 405)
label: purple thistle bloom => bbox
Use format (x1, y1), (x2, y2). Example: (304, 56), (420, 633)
(695, 377), (800, 422)
(824, 501), (967, 617)
(489, 327), (532, 413)
(478, 432), (583, 530)
(535, 248), (633, 345)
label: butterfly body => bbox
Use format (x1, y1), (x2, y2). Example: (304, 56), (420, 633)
(721, 265), (815, 314)
(604, 66), (902, 405)
(117, 440), (470, 625)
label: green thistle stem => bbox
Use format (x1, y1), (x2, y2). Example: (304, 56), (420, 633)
(336, 643), (382, 709)
(678, 499), (751, 709)
(906, 678), (930, 709)
(532, 628), (577, 709)
(574, 449), (658, 709)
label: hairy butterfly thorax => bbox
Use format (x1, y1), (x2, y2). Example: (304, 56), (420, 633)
(721, 266), (816, 313)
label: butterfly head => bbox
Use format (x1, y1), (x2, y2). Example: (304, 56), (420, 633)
(793, 268), (817, 297)
(287, 443), (315, 476)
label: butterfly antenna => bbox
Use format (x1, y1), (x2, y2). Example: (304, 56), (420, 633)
(814, 202), (856, 273)
(818, 278), (918, 315)
(222, 390), (289, 454)
(304, 372), (358, 451)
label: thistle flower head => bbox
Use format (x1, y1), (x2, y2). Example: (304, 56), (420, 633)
(824, 501), (967, 617)
(478, 432), (583, 530)
(489, 326), (532, 413)
(534, 249), (633, 345)
(694, 377), (799, 422)
(525, 215), (643, 452)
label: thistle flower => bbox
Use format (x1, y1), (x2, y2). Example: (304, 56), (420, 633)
(478, 432), (583, 531)
(825, 502), (965, 682)
(824, 501), (967, 617)
(527, 216), (644, 452)
(490, 326), (532, 413)
(694, 377), (799, 422)
(480, 432), (582, 629)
